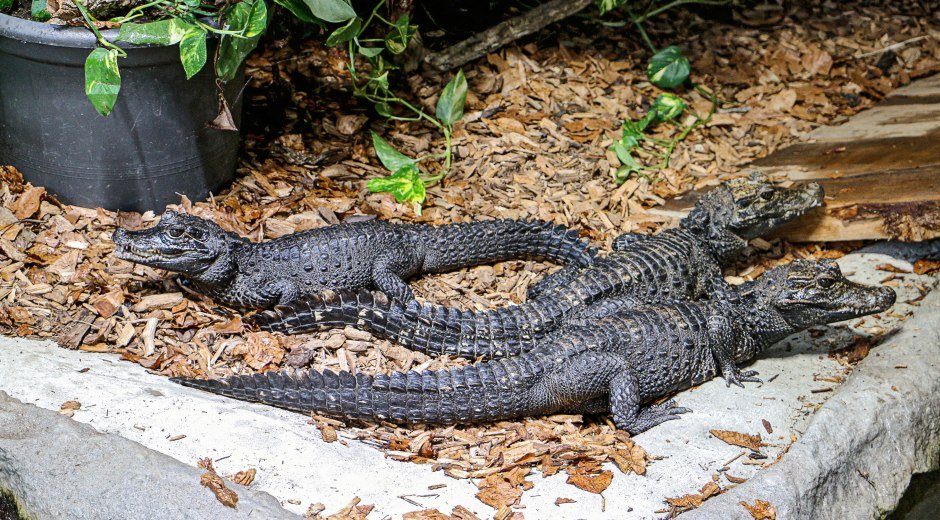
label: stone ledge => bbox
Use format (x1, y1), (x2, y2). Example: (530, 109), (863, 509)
(686, 286), (940, 519)
(0, 391), (298, 520)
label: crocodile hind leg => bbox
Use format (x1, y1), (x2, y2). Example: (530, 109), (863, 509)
(528, 350), (628, 414)
(610, 372), (691, 434)
(372, 257), (417, 303)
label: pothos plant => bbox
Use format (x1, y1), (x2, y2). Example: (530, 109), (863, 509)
(598, 0), (723, 183)
(308, 0), (468, 213)
(72, 0), (269, 117)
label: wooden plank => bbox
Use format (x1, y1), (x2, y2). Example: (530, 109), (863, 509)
(658, 74), (940, 242)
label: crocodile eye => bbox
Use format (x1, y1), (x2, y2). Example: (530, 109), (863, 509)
(166, 228), (184, 239)
(817, 277), (835, 288)
(761, 190), (775, 201)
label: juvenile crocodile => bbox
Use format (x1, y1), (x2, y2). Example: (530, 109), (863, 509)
(174, 260), (895, 434)
(112, 212), (595, 308)
(254, 173), (825, 358)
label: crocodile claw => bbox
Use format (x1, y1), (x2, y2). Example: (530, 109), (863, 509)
(723, 368), (762, 388)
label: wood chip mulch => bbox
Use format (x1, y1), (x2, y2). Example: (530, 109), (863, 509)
(1, 0), (938, 513)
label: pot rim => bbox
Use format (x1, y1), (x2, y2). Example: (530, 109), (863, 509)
(0, 12), (215, 50)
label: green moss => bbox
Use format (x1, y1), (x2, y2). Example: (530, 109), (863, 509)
(0, 488), (26, 520)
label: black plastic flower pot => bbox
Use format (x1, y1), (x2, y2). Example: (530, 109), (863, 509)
(0, 14), (243, 213)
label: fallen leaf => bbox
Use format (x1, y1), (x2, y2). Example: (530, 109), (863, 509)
(566, 470), (613, 494)
(319, 424), (338, 443)
(741, 499), (777, 519)
(666, 480), (721, 508)
(710, 429), (765, 451)
(913, 259), (940, 275)
(13, 186), (44, 219)
(476, 469), (528, 509)
(197, 457), (238, 509)
(232, 468), (256, 486)
(554, 497), (576, 506)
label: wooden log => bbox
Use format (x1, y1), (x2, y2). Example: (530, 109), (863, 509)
(424, 0), (594, 72)
(657, 74), (940, 242)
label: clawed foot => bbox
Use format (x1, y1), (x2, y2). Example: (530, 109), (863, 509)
(722, 366), (762, 388)
(616, 399), (692, 434)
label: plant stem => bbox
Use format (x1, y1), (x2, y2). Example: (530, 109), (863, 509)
(657, 83), (718, 170)
(74, 0), (127, 57)
(636, 0), (729, 23)
(626, 8), (656, 53)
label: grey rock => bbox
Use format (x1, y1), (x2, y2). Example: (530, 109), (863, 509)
(686, 284), (940, 520)
(0, 391), (298, 520)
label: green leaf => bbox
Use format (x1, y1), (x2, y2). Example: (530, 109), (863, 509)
(435, 70), (467, 126)
(369, 71), (390, 94)
(622, 116), (650, 138)
(0, 0), (14, 11)
(117, 19), (192, 45)
(217, 0), (267, 82)
(647, 45), (690, 89)
(244, 0), (268, 38)
(326, 16), (361, 46)
(273, 0), (321, 24)
(595, 0), (625, 15)
(374, 102), (392, 118)
(30, 0), (50, 21)
(371, 131), (414, 172)
(367, 164), (426, 205)
(302, 0), (356, 23)
(179, 27), (208, 80)
(84, 48), (122, 117)
(385, 14), (416, 55)
(614, 152), (643, 184)
(649, 93), (687, 123)
(357, 46), (383, 58)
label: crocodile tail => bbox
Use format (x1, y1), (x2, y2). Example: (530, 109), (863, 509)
(170, 354), (549, 425)
(249, 289), (574, 359)
(418, 220), (597, 273)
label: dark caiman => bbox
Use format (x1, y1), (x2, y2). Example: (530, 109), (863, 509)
(112, 213), (595, 308)
(174, 260), (894, 434)
(254, 173), (825, 359)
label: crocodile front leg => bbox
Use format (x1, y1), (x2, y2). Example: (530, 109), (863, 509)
(610, 371), (691, 434)
(706, 315), (762, 388)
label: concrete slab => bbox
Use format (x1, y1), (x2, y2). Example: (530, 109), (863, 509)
(0, 252), (935, 518)
(0, 392), (297, 520)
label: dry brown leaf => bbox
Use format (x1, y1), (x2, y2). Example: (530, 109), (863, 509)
(913, 259), (940, 275)
(554, 497), (576, 506)
(232, 468), (256, 486)
(710, 429), (765, 451)
(319, 424), (338, 443)
(403, 510), (449, 520)
(323, 497), (373, 520)
(666, 480), (721, 508)
(566, 470), (613, 494)
(476, 468), (529, 509)
(211, 316), (244, 334)
(12, 186), (44, 219)
(197, 457), (238, 509)
(875, 263), (911, 273)
(741, 499), (777, 519)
